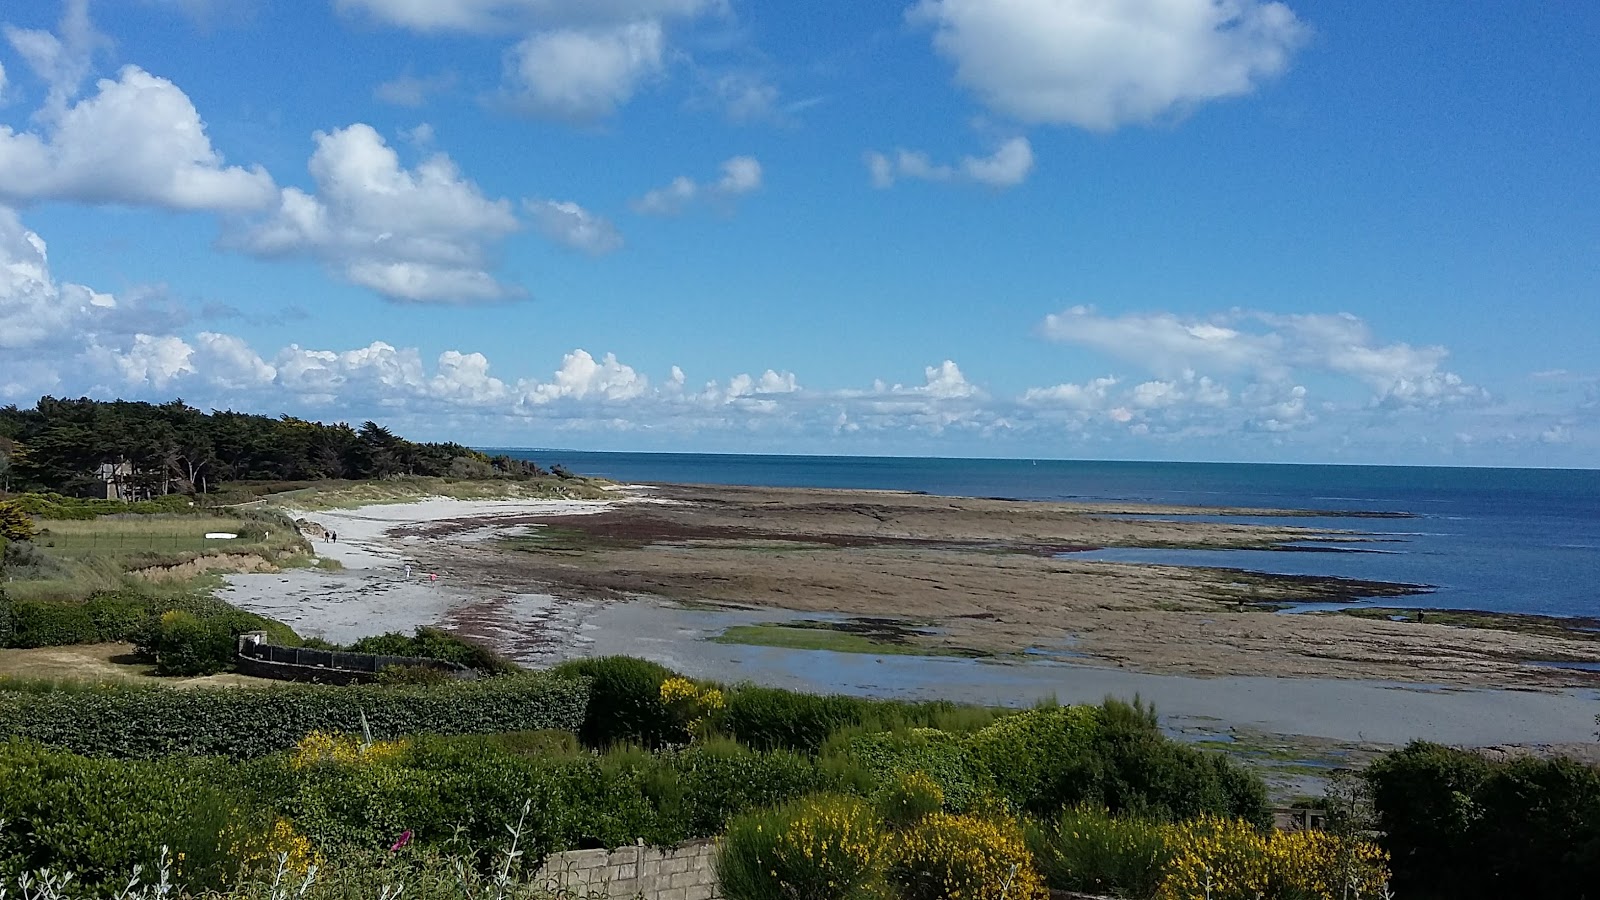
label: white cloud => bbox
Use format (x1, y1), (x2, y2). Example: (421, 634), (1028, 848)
(0, 205), (102, 348)
(526, 198), (624, 255)
(374, 72), (457, 107)
(910, 0), (1307, 130)
(97, 333), (196, 389)
(0, 65), (276, 211)
(228, 123), (521, 304)
(1041, 307), (1486, 408)
(335, 0), (720, 34)
(632, 155), (762, 215)
(522, 349), (649, 405)
(501, 21), (665, 121)
(864, 137), (1034, 189)
(4, 0), (103, 111)
(0, 60), (8, 100)
(708, 71), (779, 122)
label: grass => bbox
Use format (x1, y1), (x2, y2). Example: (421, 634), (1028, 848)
(9, 510), (309, 603)
(271, 476), (612, 511)
(713, 622), (993, 658)
(0, 643), (273, 688)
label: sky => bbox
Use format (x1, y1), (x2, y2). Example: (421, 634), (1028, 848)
(0, 0), (1596, 467)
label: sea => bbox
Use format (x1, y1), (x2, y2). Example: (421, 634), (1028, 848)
(498, 451), (1600, 621)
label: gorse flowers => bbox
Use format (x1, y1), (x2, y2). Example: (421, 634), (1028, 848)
(885, 811), (1046, 900)
(659, 677), (725, 738)
(1156, 815), (1390, 900)
(290, 731), (408, 769)
(717, 795), (883, 900)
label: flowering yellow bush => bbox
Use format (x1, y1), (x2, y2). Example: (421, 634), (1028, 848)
(878, 770), (946, 828)
(229, 818), (320, 877)
(659, 676), (725, 736)
(290, 730), (408, 769)
(1156, 815), (1390, 900)
(718, 794), (883, 900)
(886, 811), (1046, 900)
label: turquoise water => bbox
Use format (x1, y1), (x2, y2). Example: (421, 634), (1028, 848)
(499, 451), (1600, 619)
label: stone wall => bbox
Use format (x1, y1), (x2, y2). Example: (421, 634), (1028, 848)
(533, 839), (721, 900)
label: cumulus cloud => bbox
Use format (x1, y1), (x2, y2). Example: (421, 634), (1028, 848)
(501, 22), (665, 121)
(910, 0), (1307, 130)
(0, 204), (109, 348)
(526, 198), (623, 255)
(335, 0), (720, 34)
(1041, 307), (1486, 408)
(4, 0), (105, 111)
(0, 65), (276, 211)
(632, 155), (762, 215)
(227, 124), (521, 304)
(865, 137), (1034, 189)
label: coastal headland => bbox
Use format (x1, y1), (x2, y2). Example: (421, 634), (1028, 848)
(219, 481), (1600, 752)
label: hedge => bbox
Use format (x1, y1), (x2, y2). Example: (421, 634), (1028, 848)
(0, 673), (591, 759)
(1367, 742), (1600, 900)
(0, 589), (296, 654)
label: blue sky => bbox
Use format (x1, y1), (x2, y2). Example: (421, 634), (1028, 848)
(0, 0), (1596, 466)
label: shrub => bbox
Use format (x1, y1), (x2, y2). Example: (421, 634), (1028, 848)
(845, 727), (985, 811)
(148, 609), (235, 675)
(552, 656), (680, 748)
(3, 597), (96, 648)
(884, 810), (1045, 900)
(0, 740), (250, 888)
(0, 501), (34, 542)
(1155, 815), (1389, 900)
(967, 704), (1101, 814)
(347, 627), (519, 675)
(1028, 805), (1171, 899)
(0, 673), (590, 759)
(717, 794), (883, 900)
(876, 770), (945, 829)
(1367, 742), (1600, 900)
(377, 664), (454, 685)
(660, 675), (725, 737)
(670, 738), (842, 837)
(1086, 699), (1269, 825)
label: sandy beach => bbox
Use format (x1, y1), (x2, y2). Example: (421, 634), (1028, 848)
(220, 484), (1600, 749)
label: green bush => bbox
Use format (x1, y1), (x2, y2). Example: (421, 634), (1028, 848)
(0, 588), (295, 654)
(846, 728), (985, 811)
(0, 673), (591, 759)
(147, 609), (235, 676)
(967, 704), (1101, 815)
(552, 656), (679, 748)
(1089, 699), (1268, 825)
(1026, 805), (1172, 898)
(348, 627), (519, 675)
(5, 492), (194, 520)
(876, 770), (945, 829)
(1367, 742), (1600, 900)
(717, 794), (883, 900)
(0, 740), (249, 888)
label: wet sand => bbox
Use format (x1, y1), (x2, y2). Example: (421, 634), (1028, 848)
(217, 484), (1600, 749)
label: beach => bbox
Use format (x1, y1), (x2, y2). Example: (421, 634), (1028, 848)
(221, 483), (1600, 750)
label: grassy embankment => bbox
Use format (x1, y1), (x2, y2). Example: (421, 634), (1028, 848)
(249, 474), (613, 511)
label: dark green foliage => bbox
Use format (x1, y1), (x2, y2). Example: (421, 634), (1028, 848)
(846, 728), (986, 811)
(552, 655), (681, 748)
(348, 626), (520, 675)
(0, 740), (248, 888)
(0, 673), (590, 759)
(1367, 742), (1600, 899)
(719, 686), (995, 753)
(7, 492), (194, 520)
(0, 500), (34, 539)
(0, 397), (549, 498)
(0, 589), (293, 678)
(1026, 805), (1172, 898)
(960, 699), (1267, 824)
(0, 586), (11, 647)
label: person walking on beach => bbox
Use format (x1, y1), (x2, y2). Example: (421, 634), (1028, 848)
(404, 563), (412, 579)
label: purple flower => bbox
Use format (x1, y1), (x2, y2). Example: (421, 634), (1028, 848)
(390, 830), (413, 853)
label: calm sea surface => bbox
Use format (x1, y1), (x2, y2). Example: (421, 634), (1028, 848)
(497, 451), (1600, 619)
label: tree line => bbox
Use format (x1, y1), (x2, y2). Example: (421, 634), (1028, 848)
(0, 397), (549, 497)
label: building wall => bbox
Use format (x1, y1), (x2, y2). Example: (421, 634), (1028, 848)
(533, 839), (721, 900)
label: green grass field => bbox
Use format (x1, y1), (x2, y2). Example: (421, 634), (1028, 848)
(266, 475), (613, 511)
(35, 515), (278, 559)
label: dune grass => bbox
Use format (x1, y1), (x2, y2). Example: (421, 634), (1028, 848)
(268, 475), (613, 511)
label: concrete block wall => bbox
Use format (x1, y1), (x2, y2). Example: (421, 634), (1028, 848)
(533, 839), (722, 900)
